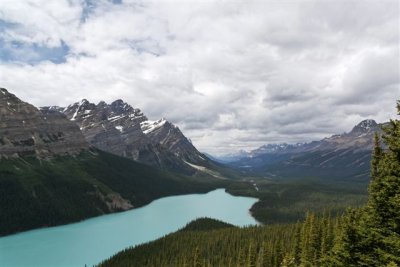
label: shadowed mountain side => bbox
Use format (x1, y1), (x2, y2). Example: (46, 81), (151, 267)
(228, 119), (383, 182)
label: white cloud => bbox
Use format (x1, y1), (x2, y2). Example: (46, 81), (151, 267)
(0, 0), (399, 155)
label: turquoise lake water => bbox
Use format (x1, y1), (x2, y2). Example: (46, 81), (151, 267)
(0, 189), (258, 267)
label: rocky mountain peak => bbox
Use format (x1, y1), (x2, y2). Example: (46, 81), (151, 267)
(1, 88), (26, 110)
(110, 99), (132, 113)
(49, 98), (207, 173)
(41, 106), (64, 113)
(250, 143), (303, 156)
(97, 101), (107, 107)
(357, 119), (377, 129)
(79, 99), (94, 109)
(0, 88), (89, 158)
(350, 119), (379, 136)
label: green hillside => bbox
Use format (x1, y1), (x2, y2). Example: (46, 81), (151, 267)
(0, 149), (226, 236)
(262, 149), (372, 182)
(227, 179), (368, 224)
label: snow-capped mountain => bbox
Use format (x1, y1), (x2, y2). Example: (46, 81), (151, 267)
(249, 143), (305, 157)
(206, 150), (250, 163)
(43, 99), (208, 174)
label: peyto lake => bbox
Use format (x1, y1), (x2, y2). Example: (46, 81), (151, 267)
(0, 189), (258, 267)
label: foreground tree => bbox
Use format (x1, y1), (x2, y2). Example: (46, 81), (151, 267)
(333, 101), (400, 266)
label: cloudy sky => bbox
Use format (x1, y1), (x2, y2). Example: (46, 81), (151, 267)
(0, 0), (399, 155)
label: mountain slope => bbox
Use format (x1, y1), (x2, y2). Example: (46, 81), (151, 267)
(0, 88), (225, 236)
(0, 88), (88, 158)
(49, 99), (213, 175)
(0, 150), (224, 236)
(230, 120), (382, 181)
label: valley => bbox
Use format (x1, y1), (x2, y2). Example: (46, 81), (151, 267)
(0, 1), (398, 266)
(0, 87), (372, 236)
(0, 87), (398, 267)
(0, 88), (227, 236)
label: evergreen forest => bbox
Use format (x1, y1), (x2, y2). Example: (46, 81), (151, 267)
(99, 102), (400, 267)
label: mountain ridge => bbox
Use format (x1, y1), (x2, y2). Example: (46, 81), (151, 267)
(223, 119), (383, 181)
(42, 98), (209, 175)
(0, 88), (89, 158)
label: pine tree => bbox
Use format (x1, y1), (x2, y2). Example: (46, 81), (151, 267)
(333, 101), (400, 266)
(245, 239), (254, 267)
(254, 242), (264, 267)
(319, 211), (333, 265)
(366, 102), (400, 265)
(292, 222), (302, 266)
(371, 132), (383, 180)
(300, 212), (320, 266)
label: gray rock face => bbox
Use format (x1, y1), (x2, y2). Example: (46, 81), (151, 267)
(54, 99), (206, 173)
(0, 88), (89, 158)
(142, 119), (206, 164)
(61, 99), (148, 160)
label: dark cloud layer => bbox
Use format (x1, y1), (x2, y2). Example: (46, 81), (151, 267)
(0, 0), (399, 155)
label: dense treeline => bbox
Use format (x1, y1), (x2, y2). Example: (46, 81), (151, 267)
(177, 217), (236, 232)
(330, 102), (400, 266)
(0, 149), (225, 236)
(99, 102), (400, 266)
(98, 213), (341, 267)
(227, 179), (367, 224)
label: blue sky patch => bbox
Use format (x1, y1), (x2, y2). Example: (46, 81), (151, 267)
(81, 0), (122, 22)
(0, 19), (18, 31)
(0, 39), (70, 65)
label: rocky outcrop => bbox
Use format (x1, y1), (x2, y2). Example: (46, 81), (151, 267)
(52, 99), (207, 173)
(142, 118), (207, 164)
(0, 88), (89, 158)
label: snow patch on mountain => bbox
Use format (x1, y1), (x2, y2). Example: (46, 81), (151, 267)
(140, 118), (167, 134)
(183, 160), (225, 179)
(108, 115), (125, 122)
(115, 126), (123, 133)
(357, 119), (377, 130)
(70, 99), (88, 121)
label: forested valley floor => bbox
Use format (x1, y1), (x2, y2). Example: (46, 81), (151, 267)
(99, 103), (400, 267)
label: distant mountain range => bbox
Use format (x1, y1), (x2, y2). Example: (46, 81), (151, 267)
(223, 119), (383, 181)
(0, 88), (224, 236)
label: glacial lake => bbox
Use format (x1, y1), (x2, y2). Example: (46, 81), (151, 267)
(0, 189), (258, 267)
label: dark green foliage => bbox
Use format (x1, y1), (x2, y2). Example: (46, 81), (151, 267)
(332, 102), (400, 266)
(232, 149), (372, 182)
(371, 133), (383, 180)
(98, 214), (341, 267)
(99, 102), (400, 267)
(262, 149), (372, 182)
(0, 149), (226, 236)
(227, 180), (367, 224)
(178, 217), (235, 232)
